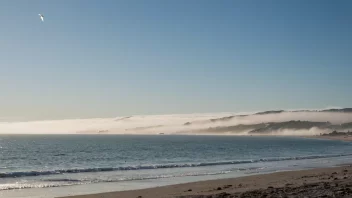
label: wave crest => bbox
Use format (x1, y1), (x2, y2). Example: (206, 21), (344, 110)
(1, 153), (351, 179)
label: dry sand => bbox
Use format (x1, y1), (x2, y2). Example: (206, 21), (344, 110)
(60, 165), (352, 198)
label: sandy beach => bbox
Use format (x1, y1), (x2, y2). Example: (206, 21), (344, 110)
(60, 165), (352, 198)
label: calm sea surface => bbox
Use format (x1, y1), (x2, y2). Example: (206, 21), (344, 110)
(0, 135), (352, 197)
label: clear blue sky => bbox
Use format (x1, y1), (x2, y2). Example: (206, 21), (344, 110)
(1, 0), (351, 121)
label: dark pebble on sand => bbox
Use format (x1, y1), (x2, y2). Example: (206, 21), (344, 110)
(332, 172), (338, 175)
(188, 189), (192, 192)
(218, 192), (231, 197)
(217, 187), (222, 190)
(223, 185), (232, 189)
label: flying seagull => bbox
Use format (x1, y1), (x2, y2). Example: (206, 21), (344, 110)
(39, 14), (44, 22)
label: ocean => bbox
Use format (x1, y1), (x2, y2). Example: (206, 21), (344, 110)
(1, 135), (352, 198)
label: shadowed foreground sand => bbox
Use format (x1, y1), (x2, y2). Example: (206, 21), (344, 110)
(60, 165), (352, 198)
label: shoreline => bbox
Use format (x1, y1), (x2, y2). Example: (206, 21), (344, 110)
(60, 165), (352, 198)
(304, 135), (352, 142)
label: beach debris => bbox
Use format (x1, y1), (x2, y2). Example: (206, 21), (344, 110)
(216, 187), (222, 190)
(218, 192), (231, 197)
(223, 185), (232, 189)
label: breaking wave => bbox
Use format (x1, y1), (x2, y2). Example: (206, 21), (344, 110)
(1, 153), (351, 179)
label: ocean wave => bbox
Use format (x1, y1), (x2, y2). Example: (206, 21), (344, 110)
(53, 153), (66, 157)
(0, 182), (78, 191)
(0, 170), (235, 191)
(1, 153), (351, 179)
(42, 171), (232, 183)
(41, 178), (84, 182)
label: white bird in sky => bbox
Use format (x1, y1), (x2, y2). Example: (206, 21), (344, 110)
(39, 14), (44, 22)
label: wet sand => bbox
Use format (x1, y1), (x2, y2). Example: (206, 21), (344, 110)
(60, 165), (352, 198)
